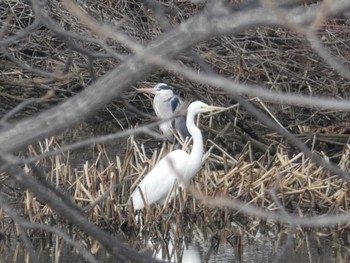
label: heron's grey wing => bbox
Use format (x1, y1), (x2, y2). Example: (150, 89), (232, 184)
(154, 95), (178, 119)
(169, 95), (189, 139)
(174, 116), (190, 139)
(170, 95), (182, 113)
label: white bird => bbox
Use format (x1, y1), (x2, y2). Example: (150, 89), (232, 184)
(136, 83), (190, 140)
(130, 101), (224, 210)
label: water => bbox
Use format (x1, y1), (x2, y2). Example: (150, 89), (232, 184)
(149, 228), (344, 263)
(1, 226), (346, 263)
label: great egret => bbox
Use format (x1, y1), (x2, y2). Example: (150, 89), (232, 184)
(136, 83), (190, 140)
(130, 101), (224, 210)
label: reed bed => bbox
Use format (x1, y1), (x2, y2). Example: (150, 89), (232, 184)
(1, 129), (347, 261)
(12, 125), (350, 231)
(1, 0), (350, 259)
(0, 118), (349, 260)
(1, 0), (350, 157)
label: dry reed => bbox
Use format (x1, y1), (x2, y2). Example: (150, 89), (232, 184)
(1, 0), (350, 157)
(9, 124), (349, 232)
(1, 0), (350, 260)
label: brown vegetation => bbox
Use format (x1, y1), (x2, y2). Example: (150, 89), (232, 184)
(1, 0), (350, 262)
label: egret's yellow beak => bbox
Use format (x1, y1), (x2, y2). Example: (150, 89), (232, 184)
(135, 87), (156, 94)
(204, 105), (225, 111)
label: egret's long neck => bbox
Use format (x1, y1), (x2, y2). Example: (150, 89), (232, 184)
(186, 111), (203, 178)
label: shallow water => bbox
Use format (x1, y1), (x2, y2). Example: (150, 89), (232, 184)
(150, 229), (344, 263)
(0, 227), (347, 263)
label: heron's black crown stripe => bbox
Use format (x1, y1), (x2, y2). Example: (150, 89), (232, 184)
(157, 84), (172, 90)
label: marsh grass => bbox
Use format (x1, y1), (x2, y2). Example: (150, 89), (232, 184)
(1, 0), (350, 261)
(0, 130), (349, 261)
(10, 128), (349, 235)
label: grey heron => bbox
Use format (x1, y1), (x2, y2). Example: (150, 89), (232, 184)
(129, 101), (224, 210)
(136, 83), (190, 140)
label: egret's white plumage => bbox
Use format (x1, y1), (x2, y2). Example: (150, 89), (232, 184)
(130, 101), (224, 210)
(136, 83), (190, 140)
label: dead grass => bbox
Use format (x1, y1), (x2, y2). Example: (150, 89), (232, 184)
(1, 0), (350, 157)
(0, 129), (348, 261)
(1, 124), (350, 259)
(9, 123), (348, 232)
(1, 0), (350, 258)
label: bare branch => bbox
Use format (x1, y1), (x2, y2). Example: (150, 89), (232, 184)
(306, 31), (350, 80)
(0, 161), (159, 263)
(0, 193), (99, 263)
(1, 0), (350, 154)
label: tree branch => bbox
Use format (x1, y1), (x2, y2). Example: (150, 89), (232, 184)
(1, 0), (350, 153)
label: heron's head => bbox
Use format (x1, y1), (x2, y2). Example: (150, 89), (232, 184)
(136, 83), (174, 97)
(188, 101), (224, 115)
(153, 83), (174, 97)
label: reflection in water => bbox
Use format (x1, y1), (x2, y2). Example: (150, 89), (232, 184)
(146, 222), (201, 263)
(146, 224), (346, 263)
(192, 229), (343, 263)
(0, 226), (347, 262)
(182, 245), (201, 263)
(153, 241), (201, 263)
